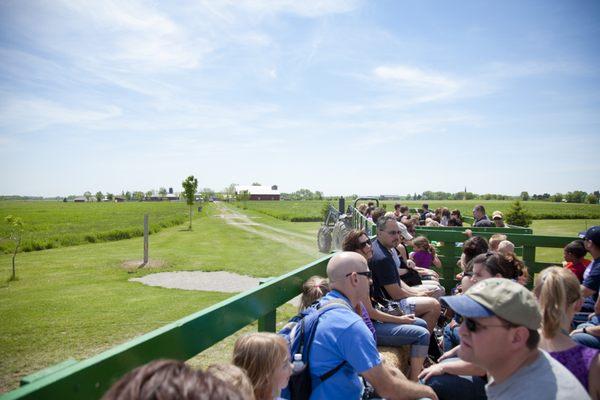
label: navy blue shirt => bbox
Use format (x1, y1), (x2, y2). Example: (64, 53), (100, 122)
(583, 257), (600, 311)
(369, 239), (401, 304)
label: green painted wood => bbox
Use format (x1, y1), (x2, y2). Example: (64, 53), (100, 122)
(20, 360), (78, 386)
(2, 255), (333, 400)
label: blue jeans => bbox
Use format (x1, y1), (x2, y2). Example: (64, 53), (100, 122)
(443, 324), (461, 352)
(572, 317), (600, 350)
(374, 317), (430, 357)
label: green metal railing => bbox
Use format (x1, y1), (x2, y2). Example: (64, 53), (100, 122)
(2, 214), (579, 399)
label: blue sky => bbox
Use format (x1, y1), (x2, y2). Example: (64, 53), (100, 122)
(0, 0), (599, 197)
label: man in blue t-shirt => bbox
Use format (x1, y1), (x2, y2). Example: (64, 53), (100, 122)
(581, 226), (600, 312)
(309, 252), (438, 400)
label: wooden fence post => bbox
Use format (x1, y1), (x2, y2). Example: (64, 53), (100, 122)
(143, 214), (149, 266)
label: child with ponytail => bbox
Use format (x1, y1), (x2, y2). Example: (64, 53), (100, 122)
(534, 267), (600, 399)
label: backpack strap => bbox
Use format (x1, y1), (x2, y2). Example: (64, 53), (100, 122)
(304, 299), (354, 383)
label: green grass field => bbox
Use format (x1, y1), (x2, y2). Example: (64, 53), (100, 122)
(0, 203), (320, 393)
(233, 199), (600, 222)
(0, 201), (189, 253)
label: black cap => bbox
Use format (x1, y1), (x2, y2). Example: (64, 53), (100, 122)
(579, 226), (600, 247)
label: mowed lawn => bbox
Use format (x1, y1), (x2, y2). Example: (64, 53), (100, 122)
(0, 203), (320, 393)
(531, 219), (600, 263)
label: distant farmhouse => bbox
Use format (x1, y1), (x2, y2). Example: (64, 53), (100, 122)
(73, 196), (87, 202)
(235, 185), (280, 201)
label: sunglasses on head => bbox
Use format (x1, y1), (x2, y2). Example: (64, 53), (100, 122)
(345, 270), (372, 279)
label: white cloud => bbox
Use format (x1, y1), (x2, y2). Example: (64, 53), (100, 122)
(374, 65), (461, 103)
(0, 98), (121, 133)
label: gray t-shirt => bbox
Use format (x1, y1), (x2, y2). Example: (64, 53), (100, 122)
(485, 350), (590, 400)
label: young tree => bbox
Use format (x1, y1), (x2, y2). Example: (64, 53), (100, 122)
(505, 200), (533, 227)
(5, 215), (24, 281)
(182, 175), (199, 230)
(84, 191), (92, 201)
(106, 193), (114, 201)
(95, 191), (104, 202)
(159, 187), (167, 197)
(520, 191), (530, 201)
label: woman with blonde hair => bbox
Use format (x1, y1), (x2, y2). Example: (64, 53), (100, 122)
(534, 266), (600, 399)
(232, 333), (292, 400)
(298, 275), (330, 312)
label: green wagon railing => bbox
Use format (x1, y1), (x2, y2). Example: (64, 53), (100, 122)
(1, 215), (580, 399)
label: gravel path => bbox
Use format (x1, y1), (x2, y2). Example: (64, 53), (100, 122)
(130, 271), (261, 293)
(130, 271), (301, 306)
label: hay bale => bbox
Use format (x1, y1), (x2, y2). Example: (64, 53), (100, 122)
(378, 345), (411, 374)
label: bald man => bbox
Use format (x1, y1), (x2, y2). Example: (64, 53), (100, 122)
(307, 252), (438, 400)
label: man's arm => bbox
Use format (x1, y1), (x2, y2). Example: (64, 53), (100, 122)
(419, 359), (486, 382)
(582, 285), (596, 298)
(384, 283), (408, 300)
(362, 363), (438, 400)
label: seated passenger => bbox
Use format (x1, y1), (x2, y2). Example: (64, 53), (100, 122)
(421, 253), (530, 400)
(232, 333), (291, 400)
(306, 252), (438, 399)
(369, 216), (442, 332)
(534, 267), (600, 399)
(580, 226), (600, 313)
(491, 211), (507, 228)
(563, 239), (591, 283)
(488, 234), (507, 252)
(206, 364), (256, 400)
(343, 230), (431, 381)
(441, 279), (589, 400)
(102, 359), (248, 400)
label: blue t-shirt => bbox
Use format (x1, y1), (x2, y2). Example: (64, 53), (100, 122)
(309, 290), (381, 400)
(582, 257), (600, 311)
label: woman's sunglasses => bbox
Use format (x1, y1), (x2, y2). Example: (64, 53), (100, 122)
(358, 239), (371, 249)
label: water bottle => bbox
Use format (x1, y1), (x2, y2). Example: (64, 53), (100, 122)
(292, 353), (305, 374)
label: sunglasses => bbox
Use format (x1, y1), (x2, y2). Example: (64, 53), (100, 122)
(358, 239), (371, 249)
(459, 316), (513, 333)
(345, 271), (372, 279)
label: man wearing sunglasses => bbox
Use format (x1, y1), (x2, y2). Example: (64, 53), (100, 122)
(308, 252), (438, 400)
(440, 278), (588, 400)
(369, 215), (441, 332)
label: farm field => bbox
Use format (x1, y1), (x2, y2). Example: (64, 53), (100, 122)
(0, 201), (189, 253)
(234, 199), (600, 222)
(0, 203), (320, 394)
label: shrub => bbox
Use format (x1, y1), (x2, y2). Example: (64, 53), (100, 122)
(505, 200), (533, 227)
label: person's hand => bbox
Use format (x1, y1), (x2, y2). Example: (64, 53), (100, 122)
(464, 229), (473, 238)
(406, 259), (417, 269)
(420, 385), (439, 400)
(418, 363), (446, 382)
(438, 345), (460, 362)
(398, 314), (416, 324)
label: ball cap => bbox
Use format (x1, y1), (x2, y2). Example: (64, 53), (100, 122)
(579, 226), (600, 247)
(440, 278), (541, 330)
(491, 211), (503, 220)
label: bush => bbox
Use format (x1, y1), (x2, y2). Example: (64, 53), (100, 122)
(505, 200), (533, 227)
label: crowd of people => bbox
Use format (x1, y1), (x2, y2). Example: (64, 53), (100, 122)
(100, 205), (600, 400)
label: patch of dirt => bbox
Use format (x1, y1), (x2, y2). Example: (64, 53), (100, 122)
(121, 259), (166, 270)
